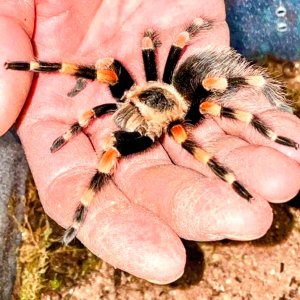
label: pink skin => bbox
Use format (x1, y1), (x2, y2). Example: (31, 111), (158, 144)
(0, 0), (299, 283)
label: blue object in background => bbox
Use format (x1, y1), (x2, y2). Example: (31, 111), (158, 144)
(225, 0), (300, 61)
(0, 130), (28, 299)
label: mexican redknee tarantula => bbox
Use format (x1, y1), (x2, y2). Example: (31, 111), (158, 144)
(5, 18), (299, 244)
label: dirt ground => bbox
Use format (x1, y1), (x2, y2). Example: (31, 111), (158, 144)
(39, 199), (300, 300)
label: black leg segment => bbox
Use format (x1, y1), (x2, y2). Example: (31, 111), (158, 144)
(93, 103), (117, 117)
(74, 66), (97, 80)
(142, 49), (157, 81)
(5, 61), (31, 70)
(5, 61), (62, 72)
(113, 131), (154, 156)
(109, 60), (135, 100)
(163, 46), (182, 84)
(142, 30), (160, 81)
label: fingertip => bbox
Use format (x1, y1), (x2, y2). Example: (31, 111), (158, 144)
(226, 145), (300, 204)
(171, 173), (274, 241)
(221, 194), (274, 241)
(0, 16), (34, 136)
(84, 204), (186, 284)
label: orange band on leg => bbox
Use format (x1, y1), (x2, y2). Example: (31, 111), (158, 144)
(170, 124), (188, 144)
(80, 189), (95, 206)
(98, 148), (120, 174)
(96, 69), (118, 84)
(193, 147), (211, 164)
(78, 110), (95, 127)
(142, 36), (154, 49)
(60, 63), (78, 75)
(174, 32), (190, 48)
(102, 135), (117, 151)
(199, 101), (221, 116)
(202, 77), (228, 91)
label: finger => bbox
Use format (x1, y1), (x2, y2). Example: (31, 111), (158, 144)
(163, 118), (300, 203)
(18, 120), (185, 284)
(214, 144), (300, 203)
(0, 1), (34, 135)
(34, 0), (103, 58)
(88, 116), (273, 241)
(0, 1), (34, 36)
(68, 0), (229, 83)
(116, 163), (273, 242)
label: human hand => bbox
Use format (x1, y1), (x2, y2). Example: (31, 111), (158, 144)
(1, 0), (299, 284)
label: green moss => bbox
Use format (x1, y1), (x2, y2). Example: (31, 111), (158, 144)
(49, 277), (62, 290)
(13, 177), (102, 299)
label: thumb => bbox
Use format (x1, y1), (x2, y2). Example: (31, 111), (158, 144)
(0, 1), (35, 135)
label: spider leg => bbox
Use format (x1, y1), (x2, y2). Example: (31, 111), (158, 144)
(168, 123), (253, 201)
(162, 18), (211, 84)
(200, 101), (299, 149)
(5, 60), (114, 81)
(142, 29), (161, 81)
(63, 130), (154, 244)
(51, 103), (117, 153)
(5, 58), (135, 99)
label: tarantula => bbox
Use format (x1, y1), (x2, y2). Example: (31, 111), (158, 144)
(5, 18), (298, 244)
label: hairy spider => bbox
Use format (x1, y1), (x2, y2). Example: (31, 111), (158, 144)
(5, 18), (299, 244)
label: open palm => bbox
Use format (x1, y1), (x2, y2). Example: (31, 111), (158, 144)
(1, 0), (299, 283)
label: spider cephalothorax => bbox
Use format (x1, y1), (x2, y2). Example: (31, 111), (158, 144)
(114, 82), (188, 139)
(5, 17), (298, 244)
